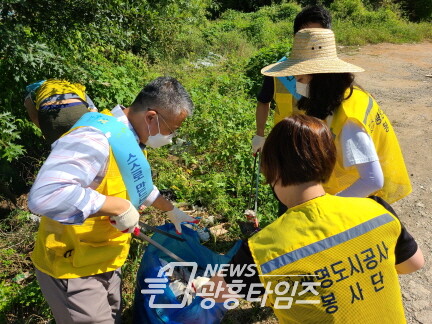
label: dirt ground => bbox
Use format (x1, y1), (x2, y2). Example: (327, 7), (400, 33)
(223, 42), (432, 323)
(341, 42), (432, 324)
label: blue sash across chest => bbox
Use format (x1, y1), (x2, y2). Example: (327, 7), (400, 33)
(72, 112), (153, 208)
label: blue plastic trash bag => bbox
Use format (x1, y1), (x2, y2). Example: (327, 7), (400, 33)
(133, 224), (242, 324)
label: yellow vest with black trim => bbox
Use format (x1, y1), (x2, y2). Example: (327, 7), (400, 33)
(273, 78), (301, 125)
(324, 87), (411, 203)
(248, 194), (406, 323)
(35, 79), (87, 110)
(31, 111), (131, 279)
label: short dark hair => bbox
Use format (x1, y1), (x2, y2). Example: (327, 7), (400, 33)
(261, 114), (336, 186)
(130, 76), (193, 118)
(297, 73), (355, 120)
(293, 5), (332, 33)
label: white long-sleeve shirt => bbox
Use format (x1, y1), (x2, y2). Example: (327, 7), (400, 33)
(337, 120), (384, 197)
(28, 105), (134, 224)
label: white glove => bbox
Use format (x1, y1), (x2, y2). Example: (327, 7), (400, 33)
(109, 201), (139, 233)
(191, 276), (211, 293)
(252, 135), (266, 154)
(166, 207), (199, 234)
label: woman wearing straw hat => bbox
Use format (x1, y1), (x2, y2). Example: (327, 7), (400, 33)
(252, 5), (332, 159)
(261, 28), (411, 204)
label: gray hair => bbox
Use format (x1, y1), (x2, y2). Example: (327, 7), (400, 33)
(130, 76), (194, 118)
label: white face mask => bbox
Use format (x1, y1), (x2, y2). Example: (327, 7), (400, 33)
(145, 115), (174, 148)
(296, 81), (310, 98)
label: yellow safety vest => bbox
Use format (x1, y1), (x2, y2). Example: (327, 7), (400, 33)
(35, 79), (87, 110)
(248, 194), (406, 323)
(31, 111), (131, 279)
(273, 78), (301, 125)
(324, 87), (411, 203)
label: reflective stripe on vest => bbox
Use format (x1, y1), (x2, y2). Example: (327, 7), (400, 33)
(260, 213), (394, 275)
(248, 195), (406, 323)
(324, 87), (411, 203)
(35, 79), (87, 110)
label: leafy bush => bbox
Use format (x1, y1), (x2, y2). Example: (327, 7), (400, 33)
(394, 0), (432, 22)
(245, 41), (292, 97)
(146, 62), (278, 219)
(0, 280), (51, 323)
(211, 0), (273, 14)
(331, 0), (401, 25)
(0, 113), (32, 199)
(257, 2), (301, 22)
(0, 112), (26, 162)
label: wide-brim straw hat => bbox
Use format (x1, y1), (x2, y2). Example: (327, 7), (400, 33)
(261, 28), (364, 77)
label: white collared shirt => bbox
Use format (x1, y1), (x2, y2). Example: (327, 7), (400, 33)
(28, 105), (140, 224)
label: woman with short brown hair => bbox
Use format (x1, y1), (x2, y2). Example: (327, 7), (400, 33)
(261, 114), (336, 186)
(201, 114), (423, 323)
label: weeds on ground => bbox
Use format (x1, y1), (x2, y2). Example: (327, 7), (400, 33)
(0, 209), (51, 323)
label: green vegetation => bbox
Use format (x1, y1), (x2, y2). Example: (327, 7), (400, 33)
(0, 0), (431, 322)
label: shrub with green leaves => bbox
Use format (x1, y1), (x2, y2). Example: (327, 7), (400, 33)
(0, 112), (26, 162)
(258, 2), (301, 22)
(331, 0), (400, 25)
(245, 41), (292, 97)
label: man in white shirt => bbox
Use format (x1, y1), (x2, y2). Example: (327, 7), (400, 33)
(28, 76), (197, 323)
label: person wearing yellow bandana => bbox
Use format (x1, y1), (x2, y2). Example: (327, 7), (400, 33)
(24, 79), (98, 145)
(260, 28), (411, 217)
(28, 77), (198, 323)
(200, 115), (423, 323)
